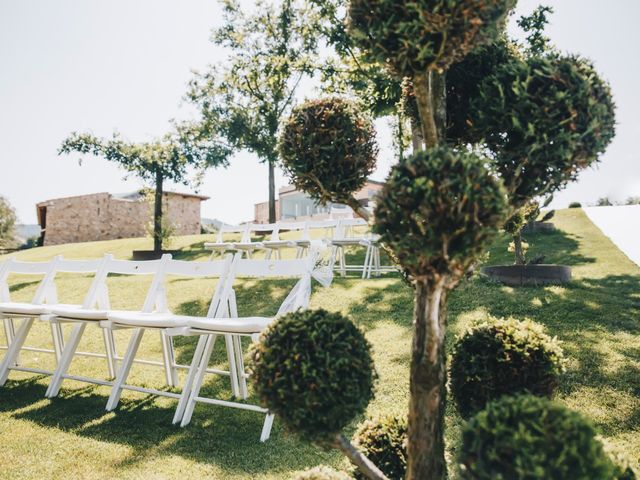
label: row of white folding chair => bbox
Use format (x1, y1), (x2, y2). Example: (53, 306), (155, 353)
(99, 251), (322, 441)
(205, 220), (340, 260)
(0, 252), (324, 441)
(0, 255), (182, 389)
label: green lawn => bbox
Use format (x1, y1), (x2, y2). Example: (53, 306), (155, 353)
(0, 209), (638, 479)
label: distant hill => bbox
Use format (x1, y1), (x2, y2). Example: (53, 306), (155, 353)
(15, 224), (40, 242)
(201, 218), (229, 231)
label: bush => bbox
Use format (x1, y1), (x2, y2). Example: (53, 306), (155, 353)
(348, 0), (515, 75)
(568, 202), (582, 208)
(250, 309), (376, 443)
(292, 466), (351, 480)
(458, 395), (617, 479)
(374, 146), (508, 278)
(278, 97), (378, 206)
(352, 416), (407, 480)
(451, 317), (565, 418)
(471, 54), (616, 206)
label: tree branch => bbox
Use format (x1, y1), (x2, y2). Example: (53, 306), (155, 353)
(333, 433), (389, 480)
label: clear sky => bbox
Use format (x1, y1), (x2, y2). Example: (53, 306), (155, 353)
(1, 0), (638, 225)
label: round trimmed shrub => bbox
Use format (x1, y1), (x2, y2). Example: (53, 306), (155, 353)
(450, 317), (565, 418)
(278, 97), (378, 206)
(292, 466), (351, 480)
(348, 0), (516, 75)
(352, 415), (407, 480)
(569, 202), (582, 208)
(471, 54), (616, 206)
(373, 146), (508, 278)
(458, 395), (617, 479)
(250, 309), (376, 443)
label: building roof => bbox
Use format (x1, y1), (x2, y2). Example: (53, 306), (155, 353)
(37, 190), (209, 207)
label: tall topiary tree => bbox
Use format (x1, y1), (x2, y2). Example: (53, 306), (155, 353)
(277, 4), (615, 479)
(187, 0), (318, 223)
(59, 123), (230, 252)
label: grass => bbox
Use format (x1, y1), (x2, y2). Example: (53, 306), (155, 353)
(0, 208), (638, 479)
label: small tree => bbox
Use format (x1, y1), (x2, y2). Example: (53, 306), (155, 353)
(0, 196), (17, 248)
(59, 123), (230, 252)
(187, 0), (317, 223)
(276, 3), (615, 478)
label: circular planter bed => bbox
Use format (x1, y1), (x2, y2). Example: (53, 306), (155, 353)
(131, 249), (182, 261)
(481, 264), (571, 286)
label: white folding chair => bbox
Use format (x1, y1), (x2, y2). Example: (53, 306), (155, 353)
(259, 221), (306, 259)
(0, 256), (107, 385)
(291, 220), (337, 259)
(168, 250), (331, 441)
(101, 254), (236, 411)
(44, 254), (175, 398)
(329, 218), (369, 277)
(204, 224), (250, 258)
(232, 223), (279, 259)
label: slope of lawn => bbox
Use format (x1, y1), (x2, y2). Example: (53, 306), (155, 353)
(0, 208), (638, 479)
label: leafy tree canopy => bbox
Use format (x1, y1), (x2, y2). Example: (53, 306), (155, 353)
(0, 196), (17, 248)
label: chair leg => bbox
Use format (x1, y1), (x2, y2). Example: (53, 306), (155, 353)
(375, 247), (381, 277)
(224, 334), (240, 397)
(50, 321), (65, 363)
(2, 318), (18, 365)
(159, 331), (179, 388)
(46, 322), (87, 398)
(339, 247), (346, 277)
(102, 328), (118, 379)
(172, 334), (211, 425)
(0, 317), (35, 386)
(260, 413), (275, 442)
(180, 334), (217, 427)
(362, 244), (371, 280)
(106, 328), (145, 411)
(233, 335), (248, 399)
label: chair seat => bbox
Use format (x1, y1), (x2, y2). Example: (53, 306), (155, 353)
(331, 239), (364, 247)
(107, 311), (188, 328)
(232, 242), (264, 251)
(262, 240), (295, 249)
(186, 316), (273, 334)
(49, 305), (110, 321)
(0, 302), (76, 316)
(204, 242), (234, 250)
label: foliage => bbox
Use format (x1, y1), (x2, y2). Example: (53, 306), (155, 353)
(19, 237), (39, 250)
(353, 416), (407, 480)
(292, 466), (351, 480)
(458, 395), (619, 479)
(0, 196), (17, 248)
(517, 5), (554, 55)
(187, 0), (318, 222)
(347, 0), (516, 76)
(568, 202), (582, 208)
(450, 317), (566, 418)
(373, 147), (508, 279)
(446, 38), (521, 145)
(624, 196), (640, 206)
(597, 197), (614, 206)
(250, 309), (376, 443)
(278, 97), (378, 207)
(471, 54), (616, 206)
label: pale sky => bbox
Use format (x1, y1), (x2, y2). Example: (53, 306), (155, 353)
(1, 0), (639, 225)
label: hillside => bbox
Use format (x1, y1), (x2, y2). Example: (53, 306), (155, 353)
(0, 209), (638, 479)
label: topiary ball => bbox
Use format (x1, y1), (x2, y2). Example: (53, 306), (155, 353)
(250, 309), (376, 443)
(278, 97), (378, 206)
(471, 54), (616, 206)
(446, 37), (522, 145)
(450, 317), (566, 418)
(348, 0), (516, 75)
(458, 395), (617, 479)
(292, 466), (351, 480)
(352, 416), (408, 480)
(568, 202), (582, 209)
(373, 146), (508, 279)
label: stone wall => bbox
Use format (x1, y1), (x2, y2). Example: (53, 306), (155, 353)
(39, 192), (204, 246)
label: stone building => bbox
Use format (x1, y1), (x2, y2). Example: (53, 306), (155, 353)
(254, 179), (383, 223)
(36, 191), (208, 246)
